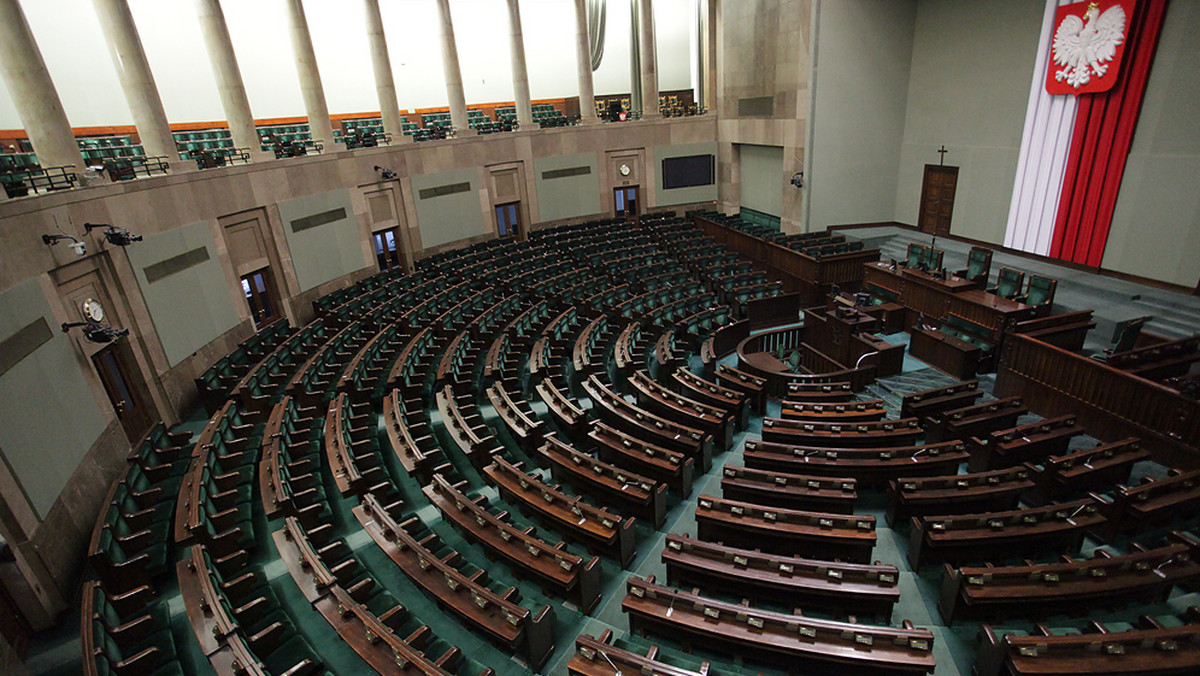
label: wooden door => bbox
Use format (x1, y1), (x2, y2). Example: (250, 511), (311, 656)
(918, 165), (958, 235)
(494, 202), (521, 239)
(240, 268), (280, 330)
(615, 186), (639, 219)
(92, 342), (154, 443)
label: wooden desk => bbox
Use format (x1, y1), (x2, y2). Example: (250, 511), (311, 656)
(864, 262), (1034, 345)
(720, 465), (857, 514)
(744, 439), (970, 488)
(588, 422), (695, 498)
(696, 494), (876, 563)
(908, 325), (981, 379)
(662, 534), (899, 617)
(622, 575), (935, 674)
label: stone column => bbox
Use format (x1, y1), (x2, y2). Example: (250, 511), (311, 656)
(505, 0), (533, 128)
(92, 0), (187, 169)
(573, 0), (598, 123)
(194, 0), (270, 161)
(284, 0), (334, 149)
(434, 0), (468, 133)
(364, 0), (406, 142)
(638, 0), (659, 117)
(0, 0), (86, 172)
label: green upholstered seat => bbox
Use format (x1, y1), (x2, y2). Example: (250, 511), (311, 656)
(988, 267), (1025, 299)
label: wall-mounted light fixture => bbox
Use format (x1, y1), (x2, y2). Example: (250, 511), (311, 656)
(84, 222), (142, 247)
(61, 321), (129, 344)
(42, 233), (86, 256)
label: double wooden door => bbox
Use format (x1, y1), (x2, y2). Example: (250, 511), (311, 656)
(92, 342), (154, 443)
(918, 165), (958, 236)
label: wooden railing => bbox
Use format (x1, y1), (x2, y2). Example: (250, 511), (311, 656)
(997, 332), (1200, 468)
(737, 325), (877, 393)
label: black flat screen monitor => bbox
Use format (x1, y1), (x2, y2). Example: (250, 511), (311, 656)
(662, 154), (715, 190)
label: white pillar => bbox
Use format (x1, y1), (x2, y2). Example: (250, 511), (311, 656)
(364, 0), (406, 142)
(92, 0), (188, 169)
(573, 0), (598, 123)
(434, 0), (468, 133)
(505, 0), (533, 128)
(284, 0), (334, 150)
(0, 0), (86, 172)
(638, 0), (660, 118)
(194, 0), (270, 161)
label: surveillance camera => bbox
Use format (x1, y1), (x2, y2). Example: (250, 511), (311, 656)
(70, 241), (87, 256)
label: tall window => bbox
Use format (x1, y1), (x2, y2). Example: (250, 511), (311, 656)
(495, 202), (520, 238)
(372, 227), (403, 270)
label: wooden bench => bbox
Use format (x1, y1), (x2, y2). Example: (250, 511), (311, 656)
(662, 533), (899, 617)
(907, 498), (1105, 569)
(1024, 437), (1148, 503)
(967, 414), (1085, 471)
(588, 422), (694, 498)
(381, 390), (444, 483)
(569, 629), (709, 676)
(695, 494), (876, 563)
(486, 380), (547, 451)
(714, 363), (767, 414)
(781, 399), (887, 422)
(622, 575), (935, 674)
(536, 436), (668, 528)
(762, 416), (923, 448)
(352, 494), (555, 670)
(743, 438), (970, 488)
(886, 466), (1037, 527)
(482, 455), (636, 567)
(422, 473), (602, 613)
(628, 370), (734, 450)
(436, 385), (503, 467)
(583, 375), (714, 471)
(1013, 309), (1096, 352)
(671, 368), (750, 429)
(976, 616), (1200, 676)
(787, 380), (856, 402)
(534, 379), (587, 435)
(1102, 468), (1200, 535)
(938, 532), (1200, 625)
(720, 465), (857, 514)
(926, 396), (1027, 442)
(900, 379), (982, 421)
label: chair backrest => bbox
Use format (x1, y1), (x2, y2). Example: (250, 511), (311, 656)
(906, 243), (924, 268)
(927, 248), (944, 271)
(966, 247), (992, 279)
(1026, 275), (1056, 306)
(997, 267), (1024, 297)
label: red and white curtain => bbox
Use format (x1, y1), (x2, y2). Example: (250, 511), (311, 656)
(1005, 0), (1167, 266)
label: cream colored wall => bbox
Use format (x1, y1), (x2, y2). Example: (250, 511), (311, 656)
(1100, 0), (1200, 289)
(716, 0), (812, 232)
(892, 0), (1043, 243)
(807, 0), (915, 229)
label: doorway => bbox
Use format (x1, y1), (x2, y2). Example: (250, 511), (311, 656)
(92, 342), (154, 443)
(494, 202), (521, 239)
(240, 269), (280, 330)
(918, 165), (958, 236)
(614, 186), (639, 219)
(372, 227), (403, 271)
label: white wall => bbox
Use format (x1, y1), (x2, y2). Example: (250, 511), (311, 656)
(739, 143), (784, 216)
(807, 0), (915, 229)
(893, 0), (1043, 243)
(0, 0), (695, 132)
(1101, 0), (1200, 288)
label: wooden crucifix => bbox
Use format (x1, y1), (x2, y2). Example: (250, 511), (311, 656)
(937, 145), (949, 166)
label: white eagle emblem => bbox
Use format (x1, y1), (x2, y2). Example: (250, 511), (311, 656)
(1052, 2), (1127, 89)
